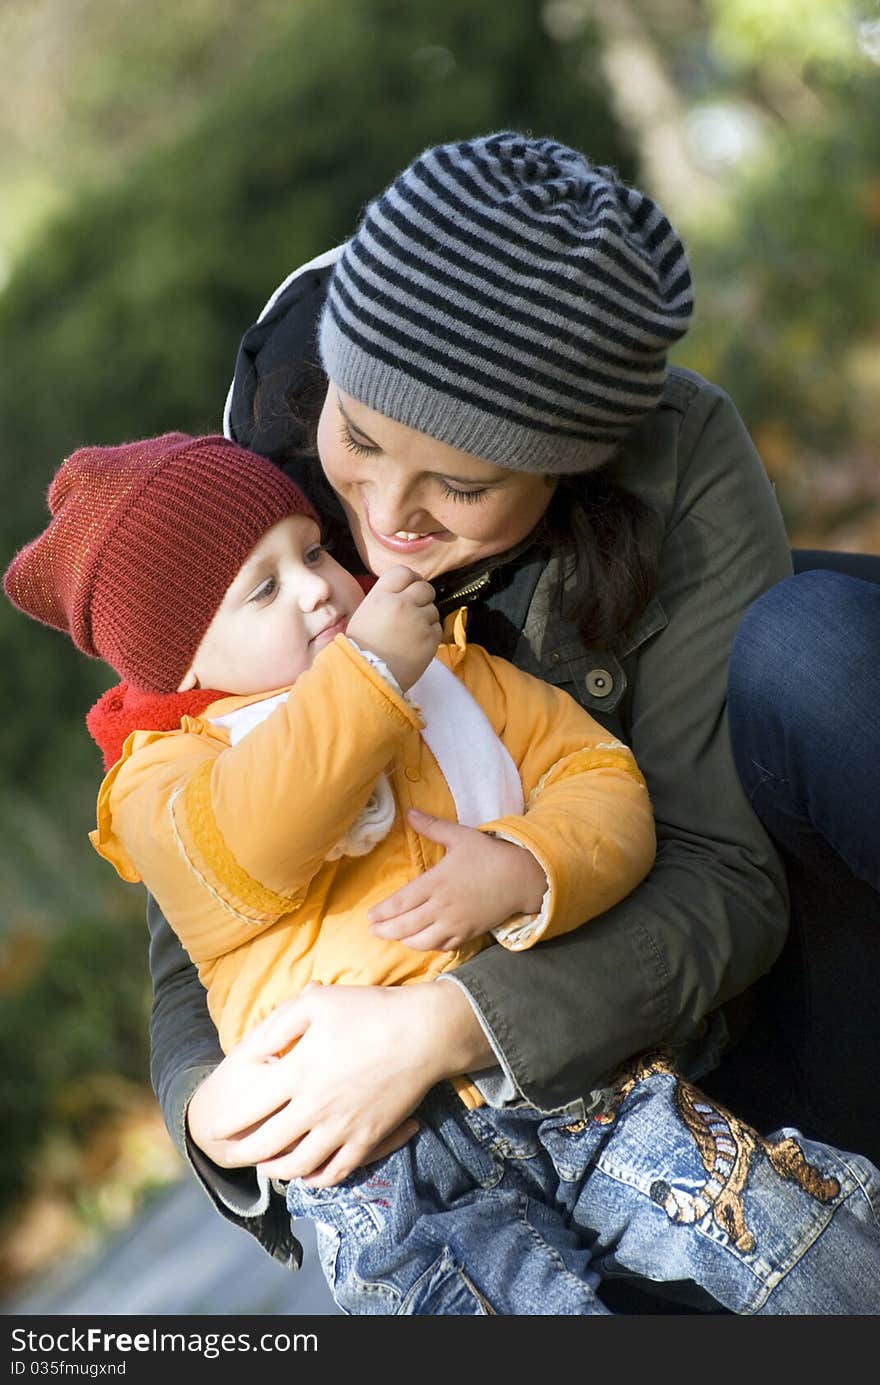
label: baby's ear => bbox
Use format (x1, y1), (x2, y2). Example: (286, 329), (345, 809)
(177, 667), (199, 692)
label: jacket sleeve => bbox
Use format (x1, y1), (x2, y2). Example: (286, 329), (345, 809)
(462, 649), (656, 949)
(145, 892), (301, 1266)
(99, 638), (420, 965)
(449, 379), (794, 1110)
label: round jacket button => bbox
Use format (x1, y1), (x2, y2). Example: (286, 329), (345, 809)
(585, 668), (613, 698)
(404, 767), (420, 782)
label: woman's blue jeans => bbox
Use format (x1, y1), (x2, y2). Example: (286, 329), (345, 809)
(287, 1058), (880, 1315)
(719, 559), (880, 1165)
(728, 563), (880, 889)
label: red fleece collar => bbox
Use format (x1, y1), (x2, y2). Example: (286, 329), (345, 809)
(86, 683), (225, 771)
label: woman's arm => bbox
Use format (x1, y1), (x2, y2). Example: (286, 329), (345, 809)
(148, 892), (492, 1208)
(146, 892), (301, 1259)
(449, 372), (794, 1107)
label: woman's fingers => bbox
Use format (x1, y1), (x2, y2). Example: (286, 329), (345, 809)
(220, 1096), (309, 1169)
(186, 1057), (285, 1150)
(364, 1118), (421, 1165)
(294, 1148), (358, 1189)
(261, 1115), (422, 1188)
(244, 992), (313, 1059)
(259, 1130), (340, 1184)
(185, 996), (318, 1159)
(193, 985), (488, 1181)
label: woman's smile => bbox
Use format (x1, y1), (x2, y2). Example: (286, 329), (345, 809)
(365, 507), (449, 556)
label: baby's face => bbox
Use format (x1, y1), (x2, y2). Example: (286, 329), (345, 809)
(179, 514), (365, 695)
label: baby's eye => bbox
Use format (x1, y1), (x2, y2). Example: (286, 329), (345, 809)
(304, 544), (326, 567)
(251, 575), (278, 602)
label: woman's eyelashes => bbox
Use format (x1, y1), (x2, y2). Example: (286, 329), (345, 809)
(339, 422), (377, 457)
(438, 480), (488, 505)
(339, 419), (487, 502)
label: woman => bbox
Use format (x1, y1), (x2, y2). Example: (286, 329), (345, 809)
(146, 134), (865, 1310)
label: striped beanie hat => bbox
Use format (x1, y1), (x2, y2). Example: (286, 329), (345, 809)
(3, 433), (317, 692)
(319, 132), (694, 474)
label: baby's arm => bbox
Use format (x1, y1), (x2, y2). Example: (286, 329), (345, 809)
(94, 567), (441, 963)
(473, 649), (656, 950)
(372, 644), (656, 954)
(94, 649), (421, 963)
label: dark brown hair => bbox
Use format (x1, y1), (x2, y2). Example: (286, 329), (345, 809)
(539, 470), (663, 650)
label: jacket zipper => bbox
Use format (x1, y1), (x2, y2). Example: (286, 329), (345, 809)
(439, 570), (492, 608)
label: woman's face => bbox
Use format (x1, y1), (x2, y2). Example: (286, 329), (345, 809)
(317, 387), (556, 582)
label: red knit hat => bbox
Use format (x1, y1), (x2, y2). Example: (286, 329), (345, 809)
(3, 433), (319, 692)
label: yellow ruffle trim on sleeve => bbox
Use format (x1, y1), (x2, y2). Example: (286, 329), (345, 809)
(169, 759), (303, 925)
(527, 742), (646, 807)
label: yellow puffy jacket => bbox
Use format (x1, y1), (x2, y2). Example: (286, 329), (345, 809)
(91, 618), (655, 1070)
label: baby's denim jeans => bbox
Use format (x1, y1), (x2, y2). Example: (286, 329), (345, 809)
(285, 1053), (880, 1315)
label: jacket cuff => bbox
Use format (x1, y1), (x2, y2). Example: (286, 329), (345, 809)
(434, 974), (522, 1107)
(171, 1065), (303, 1271)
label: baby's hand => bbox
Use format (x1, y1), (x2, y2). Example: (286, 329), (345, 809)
(346, 566), (441, 691)
(368, 810), (547, 951)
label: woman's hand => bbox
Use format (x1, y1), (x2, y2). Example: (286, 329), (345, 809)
(186, 980), (491, 1187)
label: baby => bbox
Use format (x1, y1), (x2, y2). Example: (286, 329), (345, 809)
(5, 431), (656, 1313)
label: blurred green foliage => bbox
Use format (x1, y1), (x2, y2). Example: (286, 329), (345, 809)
(1, 0), (628, 792)
(679, 31), (880, 538)
(0, 902), (150, 1213)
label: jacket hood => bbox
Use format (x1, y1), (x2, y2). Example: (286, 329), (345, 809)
(224, 246), (343, 459)
(224, 245), (364, 574)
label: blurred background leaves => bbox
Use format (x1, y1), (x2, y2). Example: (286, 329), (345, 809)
(1, 0), (878, 1292)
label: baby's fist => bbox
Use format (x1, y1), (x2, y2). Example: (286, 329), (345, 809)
(347, 566), (441, 690)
